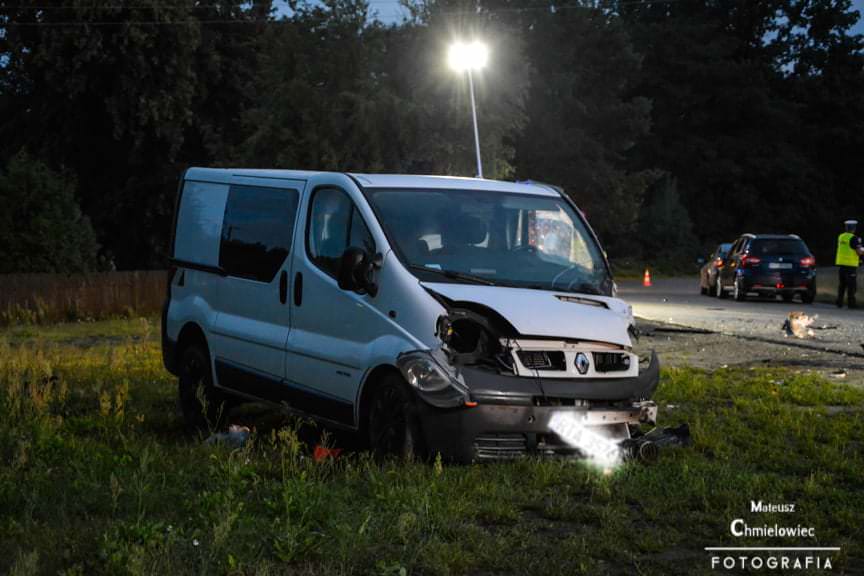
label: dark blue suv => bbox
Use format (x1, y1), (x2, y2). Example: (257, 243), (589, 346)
(717, 234), (816, 303)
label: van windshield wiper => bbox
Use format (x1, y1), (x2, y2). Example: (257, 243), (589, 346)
(407, 265), (497, 286)
(566, 283), (603, 295)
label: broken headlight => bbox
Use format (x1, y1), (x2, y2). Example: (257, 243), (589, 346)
(396, 350), (470, 408)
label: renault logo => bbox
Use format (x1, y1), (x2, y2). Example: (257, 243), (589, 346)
(575, 352), (590, 375)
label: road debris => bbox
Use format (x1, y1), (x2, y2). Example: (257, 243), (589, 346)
(205, 424), (251, 448)
(782, 312), (816, 339)
(621, 423), (692, 463)
(830, 369), (847, 379)
(313, 445), (343, 462)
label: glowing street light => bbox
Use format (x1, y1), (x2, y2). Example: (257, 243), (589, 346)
(448, 40), (488, 178)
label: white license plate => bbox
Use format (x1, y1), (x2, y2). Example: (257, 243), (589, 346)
(769, 262), (793, 269)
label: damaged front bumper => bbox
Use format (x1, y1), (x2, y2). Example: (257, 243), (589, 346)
(414, 351), (661, 463)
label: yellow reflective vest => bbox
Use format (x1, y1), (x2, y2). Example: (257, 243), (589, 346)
(836, 232), (860, 267)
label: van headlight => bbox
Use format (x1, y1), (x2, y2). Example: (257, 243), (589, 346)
(396, 350), (469, 408)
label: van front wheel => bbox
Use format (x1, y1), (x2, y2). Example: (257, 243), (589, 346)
(178, 344), (228, 432)
(368, 373), (425, 461)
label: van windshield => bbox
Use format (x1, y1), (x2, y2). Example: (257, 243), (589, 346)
(366, 188), (613, 296)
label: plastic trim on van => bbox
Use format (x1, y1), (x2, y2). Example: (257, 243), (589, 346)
(169, 257), (227, 277)
(215, 358), (356, 428)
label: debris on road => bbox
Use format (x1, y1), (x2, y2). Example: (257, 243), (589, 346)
(830, 369), (848, 379)
(782, 312), (816, 339)
(313, 444), (342, 462)
(621, 423), (692, 463)
(205, 424), (251, 448)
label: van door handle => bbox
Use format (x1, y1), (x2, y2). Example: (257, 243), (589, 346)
(293, 272), (303, 306)
(279, 271), (288, 304)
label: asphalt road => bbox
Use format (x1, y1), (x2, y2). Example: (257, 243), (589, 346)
(618, 275), (864, 358)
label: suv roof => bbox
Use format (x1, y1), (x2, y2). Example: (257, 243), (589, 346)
(184, 168), (560, 197)
(740, 233), (801, 240)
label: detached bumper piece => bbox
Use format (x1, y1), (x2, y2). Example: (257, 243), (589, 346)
(417, 352), (662, 463)
(620, 423), (692, 464)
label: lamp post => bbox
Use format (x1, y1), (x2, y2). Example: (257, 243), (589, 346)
(448, 40), (488, 178)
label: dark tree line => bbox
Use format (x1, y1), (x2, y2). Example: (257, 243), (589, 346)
(0, 0), (861, 272)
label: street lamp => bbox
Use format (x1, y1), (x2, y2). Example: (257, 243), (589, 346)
(448, 40), (488, 178)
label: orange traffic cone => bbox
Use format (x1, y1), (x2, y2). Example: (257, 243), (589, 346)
(642, 268), (652, 287)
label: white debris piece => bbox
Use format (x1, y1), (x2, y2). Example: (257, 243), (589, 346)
(782, 312), (816, 339)
(205, 424), (251, 448)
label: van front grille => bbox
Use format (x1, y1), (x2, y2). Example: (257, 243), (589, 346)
(473, 434), (527, 460)
(517, 350), (566, 371)
(592, 352), (631, 373)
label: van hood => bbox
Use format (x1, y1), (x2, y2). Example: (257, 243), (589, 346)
(422, 282), (634, 348)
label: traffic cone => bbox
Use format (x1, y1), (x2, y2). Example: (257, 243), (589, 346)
(642, 268), (652, 287)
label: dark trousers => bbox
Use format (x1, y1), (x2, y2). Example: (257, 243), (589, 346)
(837, 266), (857, 308)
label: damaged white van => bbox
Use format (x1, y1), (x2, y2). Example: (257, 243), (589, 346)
(162, 169), (659, 462)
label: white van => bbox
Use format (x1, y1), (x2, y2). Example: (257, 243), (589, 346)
(162, 168), (659, 462)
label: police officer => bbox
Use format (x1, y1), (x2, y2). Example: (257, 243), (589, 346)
(835, 219), (864, 309)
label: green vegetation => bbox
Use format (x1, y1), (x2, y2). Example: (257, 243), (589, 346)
(2, 318), (863, 575)
(0, 152), (101, 274)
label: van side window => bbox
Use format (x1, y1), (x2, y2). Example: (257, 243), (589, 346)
(219, 185), (299, 282)
(308, 188), (375, 278)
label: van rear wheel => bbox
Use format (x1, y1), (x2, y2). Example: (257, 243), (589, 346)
(178, 344), (229, 432)
(367, 373), (425, 461)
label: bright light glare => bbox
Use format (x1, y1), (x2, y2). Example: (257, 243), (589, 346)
(548, 412), (623, 471)
(448, 40), (489, 72)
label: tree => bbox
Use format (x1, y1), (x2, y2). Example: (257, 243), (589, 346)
(778, 0), (864, 256)
(618, 0), (863, 260)
(0, 0), (273, 269)
(237, 0), (528, 178)
(503, 1), (653, 253)
(637, 175), (699, 263)
(0, 151), (100, 274)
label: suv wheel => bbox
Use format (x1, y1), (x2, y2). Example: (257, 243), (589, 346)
(802, 289), (815, 304)
(178, 344), (229, 431)
(733, 278), (747, 302)
(715, 277), (727, 299)
(368, 373), (425, 461)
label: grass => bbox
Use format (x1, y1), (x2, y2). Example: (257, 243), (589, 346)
(1, 318), (863, 575)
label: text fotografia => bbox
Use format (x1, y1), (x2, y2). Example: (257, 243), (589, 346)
(706, 501), (838, 572)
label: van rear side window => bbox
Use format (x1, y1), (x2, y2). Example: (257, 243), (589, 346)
(219, 185), (299, 282)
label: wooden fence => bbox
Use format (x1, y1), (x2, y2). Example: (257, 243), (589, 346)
(0, 270), (168, 325)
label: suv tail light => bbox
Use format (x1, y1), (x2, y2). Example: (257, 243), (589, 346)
(740, 254), (761, 268)
(800, 256), (815, 267)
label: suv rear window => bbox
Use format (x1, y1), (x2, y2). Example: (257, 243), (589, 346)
(749, 239), (808, 256)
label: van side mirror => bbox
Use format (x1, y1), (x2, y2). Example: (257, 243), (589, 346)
(338, 247), (380, 296)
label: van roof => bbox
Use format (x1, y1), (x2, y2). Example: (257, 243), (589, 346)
(184, 168), (560, 197)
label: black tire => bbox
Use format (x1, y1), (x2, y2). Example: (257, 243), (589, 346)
(733, 278), (747, 302)
(178, 344), (229, 431)
(716, 277), (727, 299)
(781, 293), (794, 303)
(367, 373), (425, 461)
(700, 282), (708, 296)
(802, 290), (815, 304)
